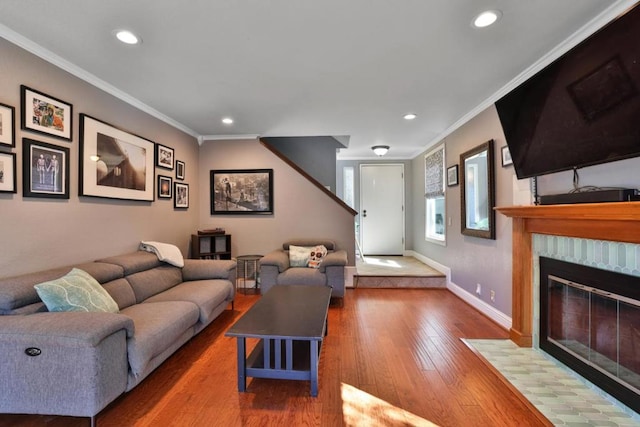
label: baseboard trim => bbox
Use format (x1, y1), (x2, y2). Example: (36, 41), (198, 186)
(405, 250), (512, 331)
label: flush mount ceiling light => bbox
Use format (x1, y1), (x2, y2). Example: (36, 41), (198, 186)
(403, 113), (417, 120)
(114, 29), (141, 45)
(372, 145), (390, 156)
(222, 117), (234, 125)
(472, 10), (502, 28)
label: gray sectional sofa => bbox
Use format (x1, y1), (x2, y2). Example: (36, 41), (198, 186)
(0, 250), (236, 424)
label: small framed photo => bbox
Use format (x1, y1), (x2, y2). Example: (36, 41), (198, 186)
(156, 144), (174, 170)
(23, 138), (69, 199)
(174, 182), (189, 208)
(0, 152), (17, 193)
(0, 102), (16, 147)
(158, 175), (172, 199)
(446, 164), (459, 187)
(501, 145), (513, 167)
(79, 114), (155, 202)
(175, 160), (185, 180)
(21, 85), (73, 141)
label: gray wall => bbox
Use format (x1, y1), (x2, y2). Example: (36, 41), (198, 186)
(263, 136), (341, 192)
(198, 139), (356, 265)
(411, 106), (515, 315)
(0, 39), (200, 277)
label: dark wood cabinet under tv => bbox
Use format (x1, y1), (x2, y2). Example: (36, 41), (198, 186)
(190, 234), (232, 260)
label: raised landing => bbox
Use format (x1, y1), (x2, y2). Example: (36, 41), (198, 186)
(355, 256), (446, 288)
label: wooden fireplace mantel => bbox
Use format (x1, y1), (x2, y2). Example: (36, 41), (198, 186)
(496, 202), (640, 347)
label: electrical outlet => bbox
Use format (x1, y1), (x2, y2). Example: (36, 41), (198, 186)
(448, 216), (452, 226)
(490, 290), (495, 302)
(476, 283), (481, 295)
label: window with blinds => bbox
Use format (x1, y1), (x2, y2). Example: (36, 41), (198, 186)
(425, 145), (446, 243)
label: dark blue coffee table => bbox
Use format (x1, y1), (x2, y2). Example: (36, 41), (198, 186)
(225, 285), (331, 396)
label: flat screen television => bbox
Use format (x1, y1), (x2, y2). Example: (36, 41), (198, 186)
(495, 4), (640, 179)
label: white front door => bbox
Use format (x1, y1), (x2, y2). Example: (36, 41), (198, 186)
(360, 164), (404, 255)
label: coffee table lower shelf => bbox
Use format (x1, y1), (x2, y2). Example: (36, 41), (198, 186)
(235, 337), (323, 396)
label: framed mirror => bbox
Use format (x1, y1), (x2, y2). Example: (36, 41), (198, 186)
(460, 139), (495, 239)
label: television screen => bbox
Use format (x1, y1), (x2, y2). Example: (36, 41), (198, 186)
(495, 4), (640, 179)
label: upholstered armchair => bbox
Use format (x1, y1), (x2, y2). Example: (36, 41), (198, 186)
(259, 239), (347, 298)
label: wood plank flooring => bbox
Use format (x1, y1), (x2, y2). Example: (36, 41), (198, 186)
(0, 289), (550, 427)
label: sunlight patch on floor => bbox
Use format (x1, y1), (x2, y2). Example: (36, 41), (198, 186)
(341, 383), (439, 426)
(361, 257), (403, 268)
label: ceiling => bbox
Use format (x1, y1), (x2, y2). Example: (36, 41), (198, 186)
(0, 1), (635, 159)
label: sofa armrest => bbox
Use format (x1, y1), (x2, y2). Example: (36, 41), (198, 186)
(182, 259), (237, 282)
(319, 249), (348, 272)
(259, 250), (290, 273)
(0, 312), (135, 345)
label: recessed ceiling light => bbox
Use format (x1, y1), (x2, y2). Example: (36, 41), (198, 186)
(472, 10), (502, 28)
(403, 113), (417, 120)
(114, 30), (141, 45)
(222, 117), (234, 125)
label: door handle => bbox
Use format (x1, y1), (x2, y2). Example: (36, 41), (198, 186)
(363, 209), (367, 217)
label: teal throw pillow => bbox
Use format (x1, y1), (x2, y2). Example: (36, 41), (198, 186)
(34, 268), (119, 313)
(289, 245), (313, 267)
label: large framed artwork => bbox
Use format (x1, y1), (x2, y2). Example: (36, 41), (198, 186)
(0, 152), (17, 193)
(0, 102), (16, 147)
(22, 138), (69, 199)
(21, 85), (73, 141)
(79, 114), (155, 201)
(210, 169), (273, 215)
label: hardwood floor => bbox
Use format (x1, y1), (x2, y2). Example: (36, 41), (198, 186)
(0, 289), (550, 427)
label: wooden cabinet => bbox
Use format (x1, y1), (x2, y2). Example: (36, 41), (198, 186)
(190, 234), (232, 260)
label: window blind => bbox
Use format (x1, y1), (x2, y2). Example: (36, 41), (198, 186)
(425, 147), (444, 198)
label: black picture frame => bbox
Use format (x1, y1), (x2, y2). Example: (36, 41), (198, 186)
(446, 164), (459, 187)
(158, 175), (172, 199)
(0, 102), (16, 147)
(20, 85), (73, 141)
(501, 145), (513, 167)
(79, 114), (155, 201)
(174, 182), (189, 209)
(175, 160), (185, 180)
(210, 169), (273, 215)
(0, 151), (17, 193)
(22, 138), (70, 199)
(156, 144), (174, 170)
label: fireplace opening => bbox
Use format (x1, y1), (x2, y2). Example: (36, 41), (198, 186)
(540, 257), (640, 413)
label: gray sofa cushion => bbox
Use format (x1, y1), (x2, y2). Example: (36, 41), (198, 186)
(0, 262), (123, 312)
(120, 301), (199, 377)
(102, 278), (137, 310)
(144, 279), (234, 325)
(277, 268), (327, 286)
(98, 251), (161, 276)
(125, 265), (183, 303)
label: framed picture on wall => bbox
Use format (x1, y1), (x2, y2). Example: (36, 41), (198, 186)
(175, 160), (185, 180)
(0, 152), (17, 193)
(79, 114), (155, 201)
(20, 85), (73, 141)
(22, 138), (70, 199)
(446, 164), (459, 187)
(501, 145), (513, 167)
(210, 169), (273, 215)
(158, 175), (172, 199)
(156, 144), (174, 170)
(174, 182), (189, 208)
(0, 103), (16, 147)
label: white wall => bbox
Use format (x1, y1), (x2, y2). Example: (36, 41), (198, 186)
(0, 39), (200, 277)
(198, 139), (356, 264)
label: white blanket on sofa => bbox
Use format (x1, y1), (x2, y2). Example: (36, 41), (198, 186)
(139, 241), (184, 267)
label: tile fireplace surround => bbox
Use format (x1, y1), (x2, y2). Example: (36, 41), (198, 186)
(497, 202), (640, 348)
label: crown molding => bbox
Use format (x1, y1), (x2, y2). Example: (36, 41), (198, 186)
(200, 134), (260, 142)
(419, 0), (639, 156)
(0, 24), (199, 139)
